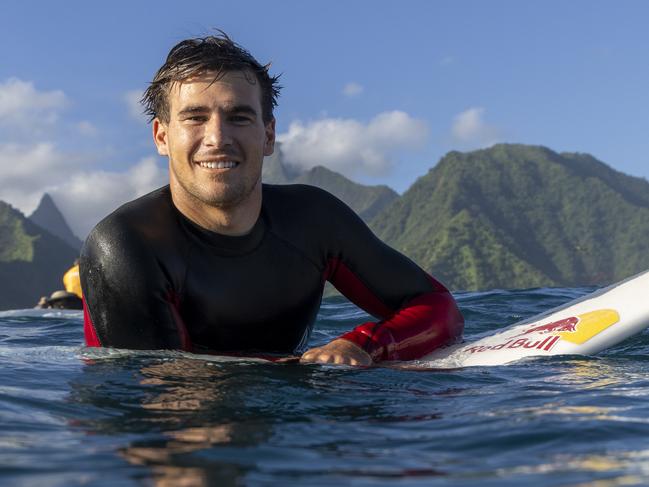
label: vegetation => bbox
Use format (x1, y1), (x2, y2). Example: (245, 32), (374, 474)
(0, 202), (36, 262)
(370, 144), (649, 291)
(0, 201), (78, 309)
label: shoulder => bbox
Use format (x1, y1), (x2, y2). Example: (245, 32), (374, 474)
(261, 183), (370, 253)
(101, 185), (173, 227)
(89, 186), (173, 237)
(82, 186), (175, 263)
(262, 183), (355, 218)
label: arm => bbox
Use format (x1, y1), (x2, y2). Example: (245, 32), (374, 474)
(304, 265), (463, 364)
(301, 192), (463, 364)
(80, 213), (191, 351)
(336, 277), (463, 361)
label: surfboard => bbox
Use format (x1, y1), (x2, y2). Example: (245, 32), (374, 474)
(418, 269), (649, 368)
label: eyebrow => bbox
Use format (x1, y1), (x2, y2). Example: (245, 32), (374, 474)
(177, 104), (258, 117)
(177, 105), (210, 116)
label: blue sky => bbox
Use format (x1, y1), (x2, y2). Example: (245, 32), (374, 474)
(1, 1), (648, 236)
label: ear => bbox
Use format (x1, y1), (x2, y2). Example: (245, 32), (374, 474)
(263, 118), (276, 156)
(153, 118), (169, 156)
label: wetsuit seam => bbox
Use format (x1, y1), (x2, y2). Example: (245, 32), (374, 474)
(335, 258), (399, 317)
(166, 211), (194, 348)
(177, 237), (193, 302)
(172, 238), (193, 311)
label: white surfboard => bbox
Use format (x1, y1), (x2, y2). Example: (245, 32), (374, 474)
(418, 269), (649, 368)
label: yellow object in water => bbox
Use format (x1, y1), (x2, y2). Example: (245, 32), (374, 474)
(63, 264), (82, 298)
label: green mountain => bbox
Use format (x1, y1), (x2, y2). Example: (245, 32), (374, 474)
(370, 144), (649, 291)
(0, 201), (79, 309)
(263, 145), (398, 221)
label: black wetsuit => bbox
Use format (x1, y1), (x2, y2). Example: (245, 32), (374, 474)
(81, 184), (463, 361)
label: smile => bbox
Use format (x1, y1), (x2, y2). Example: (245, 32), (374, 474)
(197, 161), (239, 169)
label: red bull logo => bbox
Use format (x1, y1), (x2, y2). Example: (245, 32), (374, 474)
(520, 316), (579, 335)
(465, 309), (620, 355)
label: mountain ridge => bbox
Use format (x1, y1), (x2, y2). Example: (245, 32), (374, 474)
(262, 144), (399, 221)
(370, 143), (649, 290)
(29, 193), (83, 251)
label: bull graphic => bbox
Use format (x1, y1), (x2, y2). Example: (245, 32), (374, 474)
(521, 316), (579, 335)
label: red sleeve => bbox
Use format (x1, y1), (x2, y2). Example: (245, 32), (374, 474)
(326, 259), (464, 362)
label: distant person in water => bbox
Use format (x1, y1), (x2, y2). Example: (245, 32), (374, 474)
(80, 31), (464, 365)
(35, 290), (82, 310)
(34, 259), (83, 310)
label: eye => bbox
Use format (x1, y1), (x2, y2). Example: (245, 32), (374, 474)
(230, 114), (254, 125)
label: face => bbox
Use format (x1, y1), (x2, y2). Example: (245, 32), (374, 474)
(153, 70), (275, 212)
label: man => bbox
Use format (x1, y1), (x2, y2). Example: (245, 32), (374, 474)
(80, 33), (464, 365)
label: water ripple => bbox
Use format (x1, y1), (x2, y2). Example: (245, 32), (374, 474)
(1, 290), (648, 485)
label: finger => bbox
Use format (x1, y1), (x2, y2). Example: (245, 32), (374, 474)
(301, 352), (329, 364)
(299, 352), (314, 363)
(301, 349), (316, 358)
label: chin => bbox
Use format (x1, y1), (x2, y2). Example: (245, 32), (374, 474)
(199, 188), (251, 209)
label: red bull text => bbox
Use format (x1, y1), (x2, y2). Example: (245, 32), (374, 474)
(465, 335), (560, 354)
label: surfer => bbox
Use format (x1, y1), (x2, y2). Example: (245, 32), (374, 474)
(34, 259), (83, 310)
(35, 290), (83, 310)
(80, 32), (464, 365)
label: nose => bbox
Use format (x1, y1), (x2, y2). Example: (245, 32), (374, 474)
(203, 115), (233, 148)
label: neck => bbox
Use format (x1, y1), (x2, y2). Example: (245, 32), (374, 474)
(170, 182), (262, 236)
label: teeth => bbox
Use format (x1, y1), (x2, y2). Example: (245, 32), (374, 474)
(198, 161), (238, 169)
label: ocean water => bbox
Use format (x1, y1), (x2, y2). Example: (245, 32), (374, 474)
(2, 288), (649, 487)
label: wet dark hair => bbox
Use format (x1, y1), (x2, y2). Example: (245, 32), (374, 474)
(142, 31), (281, 124)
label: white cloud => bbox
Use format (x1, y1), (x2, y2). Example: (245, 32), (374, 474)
(277, 111), (428, 178)
(124, 89), (146, 121)
(342, 82), (364, 97)
(50, 157), (167, 237)
(0, 143), (78, 195)
(0, 78), (168, 239)
(0, 139), (167, 238)
(451, 107), (500, 147)
(0, 78), (67, 136)
(0, 78), (66, 120)
(0, 143), (75, 219)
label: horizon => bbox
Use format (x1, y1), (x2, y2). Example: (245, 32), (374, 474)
(3, 1), (649, 237)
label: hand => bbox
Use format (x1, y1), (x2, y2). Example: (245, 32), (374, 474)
(300, 338), (373, 366)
